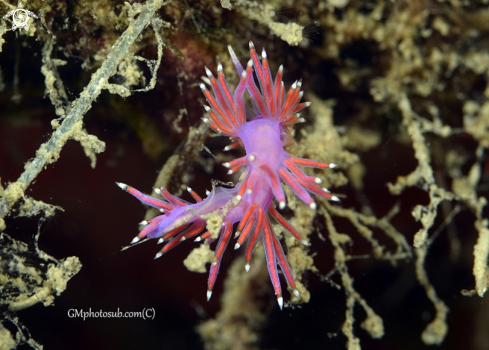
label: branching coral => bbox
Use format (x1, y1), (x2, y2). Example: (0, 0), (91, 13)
(0, 0), (170, 222)
(0, 0), (170, 347)
(0, 224), (82, 312)
(0, 221), (81, 349)
(314, 0), (489, 347)
(1, 0), (489, 349)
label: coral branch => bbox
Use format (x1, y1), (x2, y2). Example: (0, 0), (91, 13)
(0, 0), (168, 222)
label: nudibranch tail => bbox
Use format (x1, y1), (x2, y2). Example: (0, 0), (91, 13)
(117, 183), (206, 244)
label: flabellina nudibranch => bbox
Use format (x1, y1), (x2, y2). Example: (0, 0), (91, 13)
(117, 42), (339, 309)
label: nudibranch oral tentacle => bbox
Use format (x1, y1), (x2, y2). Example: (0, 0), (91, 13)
(117, 42), (339, 309)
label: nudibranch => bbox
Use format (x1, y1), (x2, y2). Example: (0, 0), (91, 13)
(117, 42), (339, 309)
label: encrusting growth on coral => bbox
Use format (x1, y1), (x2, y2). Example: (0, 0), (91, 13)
(0, 0), (172, 221)
(0, 0), (169, 347)
(1, 221), (82, 349)
(117, 42), (340, 309)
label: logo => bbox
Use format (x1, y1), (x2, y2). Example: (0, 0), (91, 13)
(3, 2), (38, 31)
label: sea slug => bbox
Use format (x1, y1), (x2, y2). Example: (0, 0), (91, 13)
(117, 42), (339, 309)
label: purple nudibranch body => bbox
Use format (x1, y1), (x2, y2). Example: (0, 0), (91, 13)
(117, 42), (339, 309)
